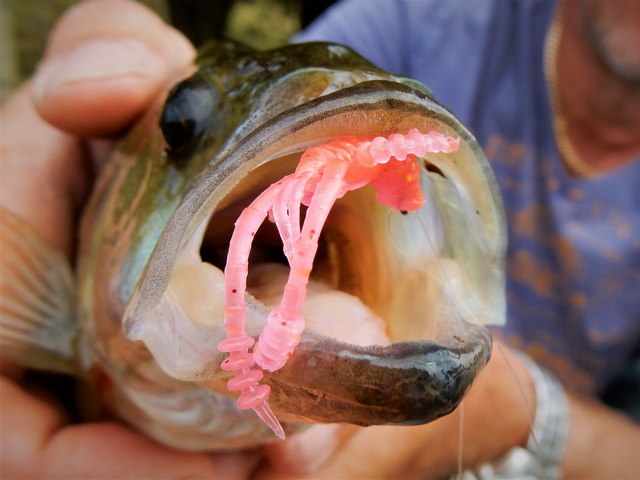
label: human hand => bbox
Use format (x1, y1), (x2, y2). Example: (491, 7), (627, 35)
(256, 343), (536, 479)
(0, 1), (256, 477)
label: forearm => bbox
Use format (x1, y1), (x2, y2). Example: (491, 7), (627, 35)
(562, 394), (640, 479)
(430, 344), (640, 479)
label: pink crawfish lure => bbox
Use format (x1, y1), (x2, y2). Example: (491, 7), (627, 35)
(217, 128), (460, 438)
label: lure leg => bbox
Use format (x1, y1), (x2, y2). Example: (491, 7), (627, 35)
(272, 172), (311, 262)
(219, 182), (285, 437)
(253, 160), (349, 372)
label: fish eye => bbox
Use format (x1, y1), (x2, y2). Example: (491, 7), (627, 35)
(160, 74), (219, 159)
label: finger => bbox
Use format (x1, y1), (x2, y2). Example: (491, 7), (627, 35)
(258, 423), (448, 480)
(0, 82), (88, 258)
(32, 0), (196, 137)
(0, 377), (257, 479)
(42, 424), (255, 480)
(260, 424), (354, 475)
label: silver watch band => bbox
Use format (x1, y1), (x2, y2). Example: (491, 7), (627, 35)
(457, 353), (570, 480)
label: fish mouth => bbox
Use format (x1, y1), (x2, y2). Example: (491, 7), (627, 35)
(123, 80), (505, 427)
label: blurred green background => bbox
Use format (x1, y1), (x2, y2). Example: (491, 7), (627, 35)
(0, 0), (336, 103)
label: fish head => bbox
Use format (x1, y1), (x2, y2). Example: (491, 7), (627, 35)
(83, 41), (505, 447)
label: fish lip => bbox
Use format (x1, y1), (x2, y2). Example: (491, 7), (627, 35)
(263, 322), (492, 426)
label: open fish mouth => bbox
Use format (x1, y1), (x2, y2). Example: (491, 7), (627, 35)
(123, 79), (505, 430)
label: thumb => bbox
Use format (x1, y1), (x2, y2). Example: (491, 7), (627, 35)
(31, 0), (196, 138)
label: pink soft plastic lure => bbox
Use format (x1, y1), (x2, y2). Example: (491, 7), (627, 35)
(217, 128), (460, 438)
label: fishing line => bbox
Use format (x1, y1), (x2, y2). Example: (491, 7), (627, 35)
(494, 342), (545, 476)
(384, 162), (442, 262)
(448, 346), (544, 478)
(385, 165), (542, 475)
(384, 164), (479, 325)
(456, 399), (465, 479)
(383, 166), (473, 475)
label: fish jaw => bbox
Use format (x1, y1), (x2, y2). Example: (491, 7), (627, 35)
(122, 79), (506, 428)
(264, 325), (492, 426)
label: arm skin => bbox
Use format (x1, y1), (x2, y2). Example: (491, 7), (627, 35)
(562, 396), (640, 479)
(0, 1), (256, 478)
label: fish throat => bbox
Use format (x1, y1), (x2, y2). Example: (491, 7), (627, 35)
(218, 129), (460, 437)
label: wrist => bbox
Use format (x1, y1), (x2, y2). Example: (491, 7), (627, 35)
(521, 353), (569, 475)
(462, 350), (570, 479)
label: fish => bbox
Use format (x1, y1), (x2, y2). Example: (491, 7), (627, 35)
(0, 40), (506, 451)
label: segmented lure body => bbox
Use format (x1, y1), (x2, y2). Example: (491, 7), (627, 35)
(218, 129), (460, 437)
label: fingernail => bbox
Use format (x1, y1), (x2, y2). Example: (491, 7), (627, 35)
(32, 38), (164, 101)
